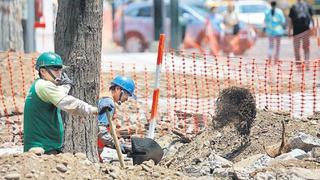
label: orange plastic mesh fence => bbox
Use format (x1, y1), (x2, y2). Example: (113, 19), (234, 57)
(0, 47), (319, 146)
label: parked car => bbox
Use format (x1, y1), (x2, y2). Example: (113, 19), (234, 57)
(112, 1), (209, 52)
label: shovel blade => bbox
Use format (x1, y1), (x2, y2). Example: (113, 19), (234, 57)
(130, 137), (164, 165)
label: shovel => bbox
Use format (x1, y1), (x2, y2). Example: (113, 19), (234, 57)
(106, 110), (163, 166)
(105, 110), (125, 168)
(127, 137), (164, 165)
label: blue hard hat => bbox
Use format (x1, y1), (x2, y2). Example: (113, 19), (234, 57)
(111, 75), (136, 99)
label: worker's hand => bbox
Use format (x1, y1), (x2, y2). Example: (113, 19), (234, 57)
(59, 72), (74, 87)
(98, 97), (114, 115)
(119, 139), (132, 154)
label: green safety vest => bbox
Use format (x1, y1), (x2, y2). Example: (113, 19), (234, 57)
(23, 79), (64, 153)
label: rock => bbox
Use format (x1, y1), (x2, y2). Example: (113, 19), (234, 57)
(4, 173), (20, 180)
(81, 159), (92, 166)
(109, 172), (118, 179)
(310, 120), (318, 125)
(254, 171), (276, 179)
(311, 147), (320, 158)
(24, 173), (33, 178)
(9, 167), (18, 172)
(75, 152), (87, 160)
(287, 132), (320, 152)
(184, 166), (202, 176)
(28, 147), (44, 155)
(288, 168), (320, 179)
(151, 172), (160, 178)
(208, 154), (233, 168)
(30, 170), (36, 174)
(264, 141), (290, 158)
(126, 165), (135, 170)
(51, 169), (58, 173)
(57, 152), (73, 160)
(234, 154), (272, 170)
(253, 168), (320, 179)
(56, 164), (68, 173)
(142, 160), (154, 167)
(212, 168), (235, 178)
(204, 141), (210, 147)
(94, 163), (100, 170)
(12, 153), (19, 157)
(140, 164), (151, 172)
(174, 172), (184, 176)
(191, 158), (201, 165)
(274, 149), (309, 161)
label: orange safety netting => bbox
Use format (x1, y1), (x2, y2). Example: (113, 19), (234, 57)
(0, 41), (319, 146)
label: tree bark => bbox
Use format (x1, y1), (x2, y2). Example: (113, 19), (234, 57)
(55, 0), (103, 162)
(0, 0), (24, 51)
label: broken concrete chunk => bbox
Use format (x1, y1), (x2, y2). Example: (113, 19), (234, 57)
(208, 154), (233, 168)
(287, 132), (320, 152)
(234, 154), (272, 172)
(275, 149), (309, 161)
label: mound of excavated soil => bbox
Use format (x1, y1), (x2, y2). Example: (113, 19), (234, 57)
(160, 110), (320, 172)
(215, 86), (256, 135)
(0, 152), (194, 180)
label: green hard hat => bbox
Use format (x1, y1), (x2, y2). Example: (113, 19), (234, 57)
(35, 52), (63, 70)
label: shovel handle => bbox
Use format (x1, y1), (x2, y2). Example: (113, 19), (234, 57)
(105, 110), (125, 168)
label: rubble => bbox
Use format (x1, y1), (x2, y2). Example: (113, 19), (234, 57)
(159, 110), (320, 178)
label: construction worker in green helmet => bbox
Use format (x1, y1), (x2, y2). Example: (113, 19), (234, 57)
(23, 52), (98, 155)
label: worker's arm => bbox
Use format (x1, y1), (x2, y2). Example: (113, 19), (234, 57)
(56, 95), (98, 116)
(35, 79), (98, 116)
(58, 84), (71, 94)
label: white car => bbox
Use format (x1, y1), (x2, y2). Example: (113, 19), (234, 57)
(216, 0), (270, 30)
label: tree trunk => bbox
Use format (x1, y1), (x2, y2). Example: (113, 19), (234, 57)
(0, 0), (24, 51)
(55, 0), (103, 162)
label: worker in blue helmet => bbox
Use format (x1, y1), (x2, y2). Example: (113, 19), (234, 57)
(96, 75), (136, 162)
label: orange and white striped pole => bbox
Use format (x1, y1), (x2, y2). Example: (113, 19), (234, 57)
(148, 34), (165, 139)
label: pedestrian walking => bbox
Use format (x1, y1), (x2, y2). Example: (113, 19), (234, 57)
(264, 1), (286, 63)
(288, 0), (314, 68)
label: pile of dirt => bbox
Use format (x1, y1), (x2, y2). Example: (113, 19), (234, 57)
(0, 152), (193, 179)
(159, 110), (320, 172)
(215, 87), (256, 135)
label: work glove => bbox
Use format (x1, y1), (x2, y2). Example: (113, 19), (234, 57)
(98, 97), (114, 115)
(120, 141), (132, 154)
(59, 72), (74, 87)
